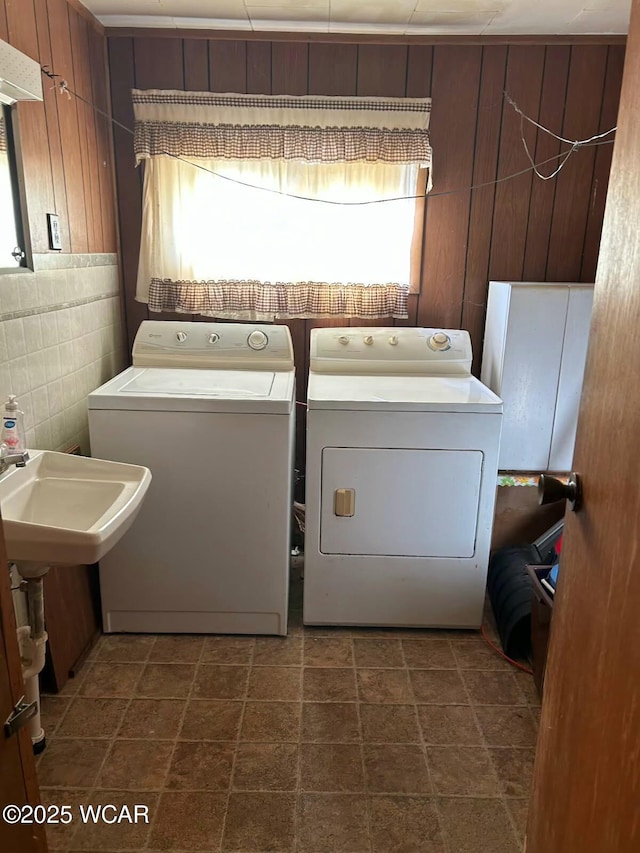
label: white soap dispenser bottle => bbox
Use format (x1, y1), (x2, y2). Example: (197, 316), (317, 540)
(1, 395), (26, 452)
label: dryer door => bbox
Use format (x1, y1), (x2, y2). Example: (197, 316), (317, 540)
(320, 447), (483, 558)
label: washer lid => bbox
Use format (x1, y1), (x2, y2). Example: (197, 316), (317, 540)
(88, 367), (295, 414)
(307, 373), (503, 413)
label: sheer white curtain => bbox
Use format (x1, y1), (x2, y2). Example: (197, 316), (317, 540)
(138, 157), (421, 318)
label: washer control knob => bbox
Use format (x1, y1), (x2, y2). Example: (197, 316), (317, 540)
(428, 332), (451, 351)
(208, 332), (220, 344)
(388, 335), (399, 346)
(363, 335), (374, 346)
(176, 331), (188, 343)
(338, 335), (350, 345)
(248, 330), (268, 350)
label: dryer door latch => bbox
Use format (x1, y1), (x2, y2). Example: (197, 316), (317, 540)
(334, 489), (355, 517)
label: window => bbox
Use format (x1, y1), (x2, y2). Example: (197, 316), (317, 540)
(0, 105), (27, 269)
(133, 90), (431, 320)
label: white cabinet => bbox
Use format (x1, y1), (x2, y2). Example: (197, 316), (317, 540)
(481, 281), (594, 472)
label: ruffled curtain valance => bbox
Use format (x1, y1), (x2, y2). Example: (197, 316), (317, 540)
(132, 89), (432, 168)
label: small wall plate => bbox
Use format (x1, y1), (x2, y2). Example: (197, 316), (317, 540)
(47, 213), (62, 250)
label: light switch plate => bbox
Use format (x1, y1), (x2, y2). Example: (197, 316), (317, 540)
(47, 213), (62, 250)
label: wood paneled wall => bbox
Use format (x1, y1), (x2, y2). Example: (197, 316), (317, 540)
(0, 0), (116, 255)
(108, 35), (624, 467)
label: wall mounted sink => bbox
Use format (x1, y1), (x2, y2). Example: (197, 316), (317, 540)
(0, 450), (152, 567)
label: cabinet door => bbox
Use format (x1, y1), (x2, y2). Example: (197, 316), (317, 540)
(320, 447), (483, 557)
(548, 287), (594, 471)
(498, 287), (569, 470)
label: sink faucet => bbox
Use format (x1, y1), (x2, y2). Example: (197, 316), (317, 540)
(0, 443), (30, 475)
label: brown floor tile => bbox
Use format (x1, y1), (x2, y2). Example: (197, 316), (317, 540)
(194, 665), (250, 700)
(506, 797), (529, 844)
(418, 704), (482, 745)
(56, 673), (86, 696)
(409, 669), (467, 704)
(364, 744), (431, 793)
(369, 795), (446, 853)
(488, 747), (536, 797)
(95, 634), (155, 662)
(402, 640), (457, 669)
(428, 746), (501, 796)
(451, 638), (512, 670)
(253, 637), (303, 666)
(241, 701), (301, 742)
(180, 699), (243, 741)
(298, 793), (369, 852)
(97, 739), (173, 790)
(39, 696), (71, 737)
(248, 666), (301, 700)
(223, 792), (296, 851)
(302, 702), (360, 742)
(353, 639), (404, 668)
(287, 609), (304, 635)
(202, 636), (255, 664)
(40, 788), (91, 851)
(438, 797), (520, 853)
(118, 698), (186, 740)
(462, 671), (526, 706)
(476, 705), (538, 746)
(37, 739), (109, 788)
(68, 790), (157, 851)
(150, 635), (205, 662)
(304, 638), (354, 667)
(300, 743), (364, 792)
(303, 667), (356, 702)
(514, 671), (542, 706)
(166, 741), (235, 790)
(57, 698), (128, 739)
(233, 742), (299, 791)
(149, 791), (226, 851)
(357, 669), (413, 704)
(79, 662), (144, 698)
(136, 663), (196, 699)
(360, 704), (421, 743)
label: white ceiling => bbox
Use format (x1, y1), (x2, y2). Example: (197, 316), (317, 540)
(84, 0), (631, 35)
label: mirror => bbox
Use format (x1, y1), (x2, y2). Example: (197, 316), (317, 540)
(0, 105), (26, 269)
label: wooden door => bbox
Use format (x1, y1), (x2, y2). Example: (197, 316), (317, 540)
(0, 513), (47, 853)
(527, 2), (640, 851)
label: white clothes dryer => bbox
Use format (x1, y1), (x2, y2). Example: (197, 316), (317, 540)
(88, 320), (295, 635)
(303, 327), (502, 629)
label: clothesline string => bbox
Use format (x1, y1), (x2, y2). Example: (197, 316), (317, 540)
(40, 66), (615, 206)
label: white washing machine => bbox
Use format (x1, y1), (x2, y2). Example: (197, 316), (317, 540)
(303, 327), (502, 629)
(88, 320), (295, 635)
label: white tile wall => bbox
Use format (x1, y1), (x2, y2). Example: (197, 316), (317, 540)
(0, 254), (126, 455)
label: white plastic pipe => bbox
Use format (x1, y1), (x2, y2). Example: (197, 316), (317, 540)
(16, 574), (48, 751)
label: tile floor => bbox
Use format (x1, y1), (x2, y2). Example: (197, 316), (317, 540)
(37, 572), (538, 852)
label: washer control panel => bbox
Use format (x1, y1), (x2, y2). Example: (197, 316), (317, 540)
(309, 327), (472, 375)
(133, 321), (294, 370)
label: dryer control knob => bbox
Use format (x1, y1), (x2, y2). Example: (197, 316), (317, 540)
(338, 335), (350, 345)
(363, 335), (374, 345)
(388, 335), (399, 346)
(428, 332), (451, 351)
(208, 332), (220, 344)
(248, 330), (268, 350)
(176, 331), (188, 343)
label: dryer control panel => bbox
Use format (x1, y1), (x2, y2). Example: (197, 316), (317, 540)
(309, 327), (472, 375)
(133, 321), (294, 371)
